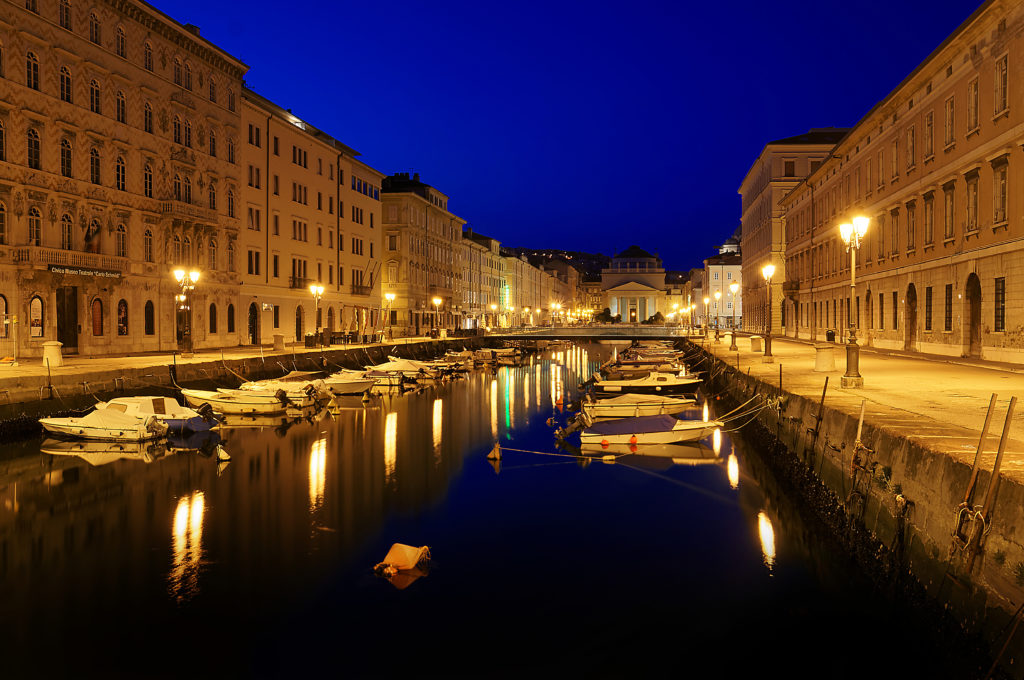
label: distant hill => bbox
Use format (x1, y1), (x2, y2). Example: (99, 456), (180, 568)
(504, 247), (612, 280)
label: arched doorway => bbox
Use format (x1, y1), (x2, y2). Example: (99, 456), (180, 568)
(905, 284), (917, 351)
(966, 273), (982, 357)
(248, 302), (259, 345)
(295, 305), (304, 342)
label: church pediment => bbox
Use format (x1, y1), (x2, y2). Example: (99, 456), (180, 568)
(603, 281), (664, 293)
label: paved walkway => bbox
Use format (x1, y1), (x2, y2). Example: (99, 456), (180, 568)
(698, 333), (1024, 481)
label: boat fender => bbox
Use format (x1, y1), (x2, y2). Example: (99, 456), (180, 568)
(601, 439), (610, 448)
(629, 435), (637, 445)
(601, 455), (616, 462)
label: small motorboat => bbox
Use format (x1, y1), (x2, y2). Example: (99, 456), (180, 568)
(181, 388), (288, 415)
(323, 372), (376, 395)
(366, 359), (439, 381)
(593, 371), (701, 395)
(95, 396), (219, 434)
(582, 393), (696, 419)
(579, 413), (723, 446)
(40, 409), (170, 441)
(232, 371), (331, 406)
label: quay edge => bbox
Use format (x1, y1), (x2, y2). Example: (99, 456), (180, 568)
(689, 340), (1024, 677)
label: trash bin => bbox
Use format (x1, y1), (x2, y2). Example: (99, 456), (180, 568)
(826, 329), (836, 342)
(304, 333), (317, 348)
(749, 335), (762, 353)
(42, 341), (63, 367)
(273, 334), (285, 351)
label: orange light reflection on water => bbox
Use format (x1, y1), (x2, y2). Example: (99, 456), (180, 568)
(169, 491), (205, 603)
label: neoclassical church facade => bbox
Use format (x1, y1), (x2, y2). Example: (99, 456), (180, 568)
(600, 245), (667, 322)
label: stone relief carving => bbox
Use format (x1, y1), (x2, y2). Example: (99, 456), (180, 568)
(13, 191), (24, 217)
(47, 199), (56, 223)
(159, 108), (169, 133)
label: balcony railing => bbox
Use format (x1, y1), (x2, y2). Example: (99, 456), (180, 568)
(289, 276), (311, 289)
(350, 284), (372, 296)
(10, 244), (126, 272)
(160, 200), (216, 223)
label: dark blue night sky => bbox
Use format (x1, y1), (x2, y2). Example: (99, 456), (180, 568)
(157, 0), (980, 271)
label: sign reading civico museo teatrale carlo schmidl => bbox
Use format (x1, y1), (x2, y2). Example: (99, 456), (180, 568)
(47, 264), (121, 278)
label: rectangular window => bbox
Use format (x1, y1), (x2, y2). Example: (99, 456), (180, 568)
(945, 283), (953, 331)
(994, 161), (1008, 224)
(944, 96), (955, 146)
(924, 194), (934, 245)
(783, 160), (795, 177)
(890, 140), (898, 178)
(944, 185), (955, 239)
(995, 277), (1006, 332)
(995, 54), (1009, 114)
(876, 214), (885, 259)
(879, 293), (885, 330)
(877, 151), (884, 187)
(924, 111), (934, 157)
(892, 291), (898, 330)
(906, 126), (915, 168)
(966, 174), (979, 232)
(925, 286), (933, 331)
(273, 254), (279, 278)
(906, 203), (916, 250)
(968, 78), (979, 131)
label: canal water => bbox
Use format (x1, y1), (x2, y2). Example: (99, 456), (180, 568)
(0, 344), (985, 678)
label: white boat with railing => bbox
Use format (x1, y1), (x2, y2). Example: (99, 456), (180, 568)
(582, 393), (696, 419)
(593, 371), (701, 395)
(181, 388), (288, 415)
(322, 373), (376, 395)
(40, 409), (170, 442)
(579, 413), (723, 445)
(95, 396), (219, 433)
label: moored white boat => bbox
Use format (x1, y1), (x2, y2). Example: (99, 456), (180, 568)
(582, 393), (696, 418)
(322, 373), (375, 395)
(40, 409), (170, 441)
(95, 396), (219, 434)
(579, 414), (723, 445)
(181, 388), (288, 415)
(593, 371), (701, 395)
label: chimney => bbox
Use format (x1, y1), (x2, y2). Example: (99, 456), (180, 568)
(184, 23), (201, 36)
(413, 172), (420, 182)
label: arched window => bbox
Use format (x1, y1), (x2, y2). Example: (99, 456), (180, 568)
(144, 300), (154, 335)
(60, 66), (72, 102)
(61, 214), (73, 250)
(183, 62), (192, 90)
(227, 304), (235, 333)
(91, 298), (103, 336)
(183, 176), (192, 204)
(208, 76), (216, 103)
(143, 229), (153, 262)
(227, 242), (235, 272)
(117, 299), (128, 335)
(143, 42), (153, 71)
(182, 236), (192, 264)
(227, 90), (235, 112)
(184, 119), (192, 148)
(208, 183), (216, 209)
(0, 294), (6, 337)
(29, 295), (43, 338)
(115, 224), (126, 257)
(173, 115), (181, 144)
(27, 128), (40, 169)
(89, 148), (100, 184)
(173, 174), (181, 200)
(115, 156), (125, 191)
(209, 129), (216, 157)
(115, 91), (126, 123)
(143, 164), (152, 198)
(172, 234), (181, 263)
(89, 12), (101, 44)
(227, 189), (235, 217)
(26, 0), (37, 13)
(25, 52), (38, 90)
(209, 303), (217, 334)
(144, 101), (152, 133)
(89, 79), (100, 113)
(28, 207), (40, 245)
(227, 139), (235, 163)
(0, 203), (6, 245)
(173, 58), (181, 86)
(60, 139), (72, 177)
(59, 0), (71, 30)
(115, 27), (126, 58)
(208, 239), (217, 270)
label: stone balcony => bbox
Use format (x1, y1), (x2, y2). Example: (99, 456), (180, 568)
(5, 244), (127, 273)
(350, 284), (373, 296)
(160, 200), (216, 223)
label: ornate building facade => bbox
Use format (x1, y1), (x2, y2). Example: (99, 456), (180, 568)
(0, 0), (246, 357)
(781, 0), (1024, 362)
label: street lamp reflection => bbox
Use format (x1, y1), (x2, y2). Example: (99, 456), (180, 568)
(727, 454), (739, 489)
(169, 490), (205, 603)
(308, 436), (326, 511)
(384, 412), (397, 482)
(758, 510), (776, 572)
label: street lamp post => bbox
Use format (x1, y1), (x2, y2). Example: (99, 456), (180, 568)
(702, 297), (710, 339)
(490, 303), (497, 329)
(839, 216), (869, 388)
(173, 268), (200, 355)
(729, 281), (739, 351)
(385, 292), (396, 340)
(309, 283), (324, 347)
(432, 296), (442, 336)
(761, 264), (775, 362)
(714, 290), (722, 342)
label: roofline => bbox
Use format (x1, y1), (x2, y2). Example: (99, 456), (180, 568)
(130, 0), (248, 75)
(738, 135), (849, 193)
(242, 87), (361, 158)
